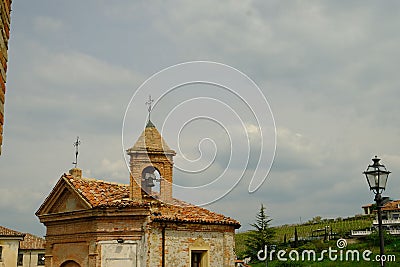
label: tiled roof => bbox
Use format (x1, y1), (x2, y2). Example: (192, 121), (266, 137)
(64, 174), (240, 227)
(0, 225), (25, 237)
(20, 233), (45, 250)
(363, 200), (400, 212)
(151, 201), (240, 227)
(65, 174), (130, 207)
(0, 226), (45, 249)
(382, 200), (400, 211)
(127, 121), (175, 154)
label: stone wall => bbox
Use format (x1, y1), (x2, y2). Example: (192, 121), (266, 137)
(148, 222), (236, 267)
(0, 0), (12, 155)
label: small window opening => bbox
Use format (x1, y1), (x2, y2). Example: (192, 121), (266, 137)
(191, 250), (208, 267)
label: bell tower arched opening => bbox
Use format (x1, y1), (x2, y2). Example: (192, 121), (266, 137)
(141, 166), (162, 196)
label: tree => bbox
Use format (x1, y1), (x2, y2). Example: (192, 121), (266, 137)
(245, 204), (275, 260)
(309, 216), (322, 224)
(294, 227), (299, 247)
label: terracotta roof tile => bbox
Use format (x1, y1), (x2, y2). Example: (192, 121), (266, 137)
(64, 174), (130, 207)
(364, 200), (400, 212)
(0, 226), (45, 249)
(0, 225), (25, 237)
(151, 201), (241, 228)
(382, 200), (400, 211)
(64, 175), (240, 227)
(20, 233), (45, 250)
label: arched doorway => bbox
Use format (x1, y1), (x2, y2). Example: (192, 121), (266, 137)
(60, 260), (81, 267)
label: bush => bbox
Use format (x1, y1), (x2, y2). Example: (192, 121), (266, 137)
(298, 242), (317, 252)
(366, 230), (398, 247)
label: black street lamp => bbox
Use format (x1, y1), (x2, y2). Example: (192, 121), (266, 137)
(364, 156), (391, 267)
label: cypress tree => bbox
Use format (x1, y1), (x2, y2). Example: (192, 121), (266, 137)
(245, 204), (275, 260)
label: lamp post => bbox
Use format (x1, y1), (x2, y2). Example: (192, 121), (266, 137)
(364, 156), (391, 267)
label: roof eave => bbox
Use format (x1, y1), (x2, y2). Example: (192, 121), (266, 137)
(152, 217), (241, 228)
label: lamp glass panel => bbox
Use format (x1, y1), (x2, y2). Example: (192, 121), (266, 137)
(366, 172), (378, 189)
(379, 172), (388, 189)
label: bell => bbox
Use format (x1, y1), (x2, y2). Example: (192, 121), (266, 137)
(146, 178), (155, 187)
(145, 172), (156, 187)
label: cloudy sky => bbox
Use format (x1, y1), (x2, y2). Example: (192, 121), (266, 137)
(1, 1), (400, 236)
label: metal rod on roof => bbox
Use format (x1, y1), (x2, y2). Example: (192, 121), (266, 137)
(145, 95), (154, 122)
(72, 136), (80, 168)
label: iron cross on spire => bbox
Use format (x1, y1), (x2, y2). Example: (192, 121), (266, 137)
(145, 95), (154, 121)
(72, 136), (81, 168)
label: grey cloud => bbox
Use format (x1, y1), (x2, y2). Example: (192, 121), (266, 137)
(2, 1), (400, 236)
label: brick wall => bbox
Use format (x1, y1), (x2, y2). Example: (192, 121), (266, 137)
(129, 152), (174, 202)
(0, 0), (12, 155)
(41, 209), (149, 267)
(43, 212), (236, 267)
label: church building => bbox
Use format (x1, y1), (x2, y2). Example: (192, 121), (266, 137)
(36, 119), (240, 267)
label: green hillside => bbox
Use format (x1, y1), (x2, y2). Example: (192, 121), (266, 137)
(236, 215), (374, 258)
(272, 215), (374, 243)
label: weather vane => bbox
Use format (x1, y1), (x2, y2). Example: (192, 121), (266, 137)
(145, 95), (154, 121)
(72, 136), (81, 168)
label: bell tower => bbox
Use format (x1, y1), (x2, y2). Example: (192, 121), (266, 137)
(127, 120), (176, 202)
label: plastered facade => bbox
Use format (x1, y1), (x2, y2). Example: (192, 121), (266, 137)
(0, 239), (21, 267)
